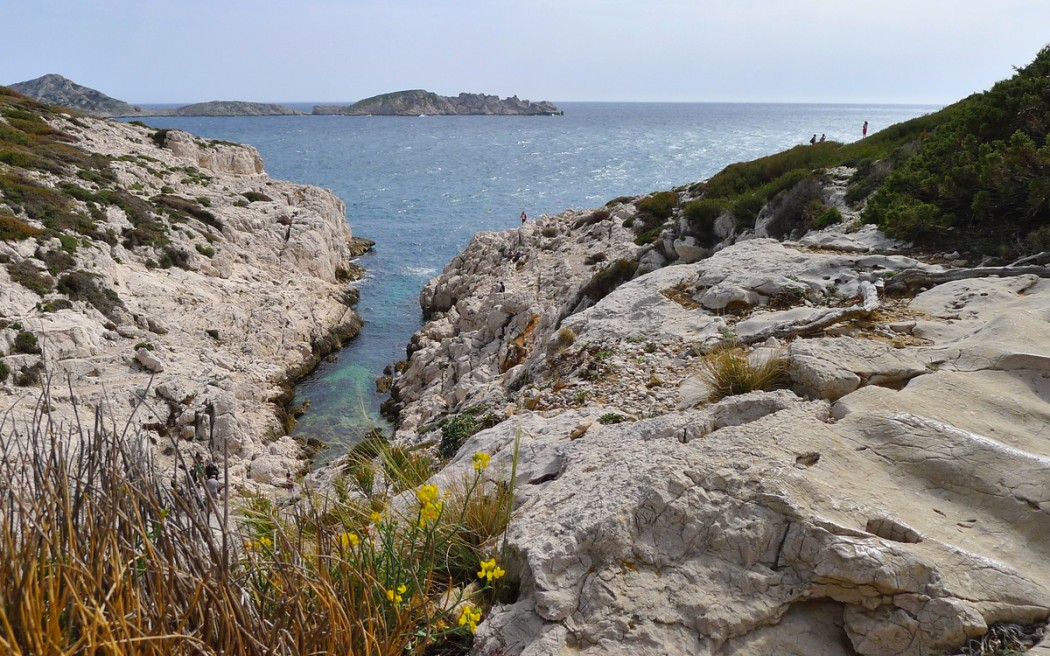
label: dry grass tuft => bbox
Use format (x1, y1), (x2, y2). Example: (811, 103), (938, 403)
(699, 345), (788, 401)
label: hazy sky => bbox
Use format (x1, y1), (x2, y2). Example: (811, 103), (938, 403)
(5, 0), (1049, 105)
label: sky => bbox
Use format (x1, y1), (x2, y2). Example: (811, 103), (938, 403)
(4, 0), (1050, 106)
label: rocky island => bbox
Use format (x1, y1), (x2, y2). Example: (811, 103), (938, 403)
(8, 74), (303, 117)
(313, 90), (562, 116)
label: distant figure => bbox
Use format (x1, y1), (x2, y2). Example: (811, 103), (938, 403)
(521, 211), (527, 224)
(496, 281), (505, 293)
(862, 120), (868, 137)
(810, 134), (817, 145)
(819, 133), (826, 143)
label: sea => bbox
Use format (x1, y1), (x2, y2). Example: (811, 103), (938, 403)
(130, 102), (940, 461)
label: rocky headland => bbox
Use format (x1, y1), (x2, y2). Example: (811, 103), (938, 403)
(377, 189), (1050, 656)
(8, 74), (303, 117)
(313, 90), (562, 116)
(0, 87), (368, 492)
(366, 51), (1050, 655)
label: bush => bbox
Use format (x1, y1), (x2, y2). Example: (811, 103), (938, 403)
(598, 413), (627, 425)
(576, 258), (638, 306)
(0, 360), (7, 382)
(0, 213), (43, 241)
(814, 206), (843, 229)
(636, 191), (677, 220)
(241, 191), (272, 203)
(57, 271), (124, 322)
(439, 411), (502, 460)
(681, 199), (725, 243)
(863, 46), (1050, 255)
(13, 330), (40, 354)
(196, 243), (216, 257)
(699, 346), (788, 401)
(541, 225), (558, 238)
(6, 259), (53, 295)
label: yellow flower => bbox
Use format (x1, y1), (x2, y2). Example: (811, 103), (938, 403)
(472, 451), (491, 472)
(458, 605), (482, 633)
(338, 532), (360, 548)
(477, 558), (506, 584)
(386, 584), (408, 605)
(416, 484), (440, 506)
(370, 510), (384, 525)
(418, 499), (443, 526)
(259, 536), (273, 549)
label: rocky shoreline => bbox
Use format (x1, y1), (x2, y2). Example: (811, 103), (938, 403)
(375, 181), (1050, 654)
(0, 103), (369, 493)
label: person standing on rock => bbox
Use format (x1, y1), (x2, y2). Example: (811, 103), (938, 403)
(819, 133), (826, 142)
(810, 134), (817, 145)
(862, 120), (868, 137)
(521, 210), (527, 224)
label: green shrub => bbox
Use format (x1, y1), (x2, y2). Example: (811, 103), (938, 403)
(863, 45), (1050, 255)
(636, 191), (677, 220)
(634, 226), (663, 245)
(0, 360), (7, 382)
(577, 258), (638, 306)
(195, 243), (215, 257)
(598, 413), (627, 425)
(438, 411), (502, 460)
(56, 271), (124, 322)
(37, 248), (75, 275)
(13, 331), (41, 355)
(39, 299), (73, 313)
(0, 213), (43, 241)
(241, 191), (272, 203)
(6, 259), (53, 295)
(205, 328), (220, 340)
(158, 246), (191, 270)
(681, 199), (725, 243)
(814, 206), (843, 229)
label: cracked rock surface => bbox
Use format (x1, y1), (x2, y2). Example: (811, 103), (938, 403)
(383, 202), (1050, 654)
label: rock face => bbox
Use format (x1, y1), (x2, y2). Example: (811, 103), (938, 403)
(313, 90), (562, 116)
(381, 187), (1050, 653)
(9, 74), (149, 118)
(0, 99), (368, 494)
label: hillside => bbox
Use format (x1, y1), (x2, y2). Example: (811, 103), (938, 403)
(9, 73), (149, 118)
(0, 86), (369, 492)
(313, 89), (562, 116)
(8, 74), (302, 117)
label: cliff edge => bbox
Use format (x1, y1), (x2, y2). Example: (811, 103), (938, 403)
(0, 87), (369, 493)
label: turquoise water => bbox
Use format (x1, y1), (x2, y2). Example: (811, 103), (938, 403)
(132, 102), (939, 459)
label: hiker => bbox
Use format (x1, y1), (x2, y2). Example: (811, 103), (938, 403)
(179, 452), (206, 484)
(809, 134), (817, 145)
(205, 473), (222, 500)
(862, 120), (868, 137)
(819, 133), (826, 143)
(496, 281), (505, 293)
(520, 210), (527, 224)
(204, 459), (219, 480)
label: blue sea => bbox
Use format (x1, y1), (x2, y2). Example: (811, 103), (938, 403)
(131, 102), (939, 460)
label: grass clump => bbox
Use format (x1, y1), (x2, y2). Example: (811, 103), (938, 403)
(598, 412), (627, 425)
(241, 191), (272, 203)
(0, 388), (521, 655)
(699, 345), (788, 401)
(6, 259), (53, 296)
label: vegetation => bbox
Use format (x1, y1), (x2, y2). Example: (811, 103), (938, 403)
(699, 346), (788, 401)
(241, 191), (272, 203)
(439, 409), (503, 459)
(598, 412), (627, 425)
(6, 259), (53, 295)
(864, 46), (1050, 255)
(56, 270), (125, 322)
(576, 258), (638, 307)
(13, 330), (40, 355)
(0, 402), (520, 656)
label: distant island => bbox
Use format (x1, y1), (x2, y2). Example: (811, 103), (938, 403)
(8, 74), (302, 118)
(7, 75), (560, 119)
(313, 90), (562, 116)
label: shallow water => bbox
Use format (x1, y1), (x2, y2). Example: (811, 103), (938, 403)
(132, 102), (939, 460)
